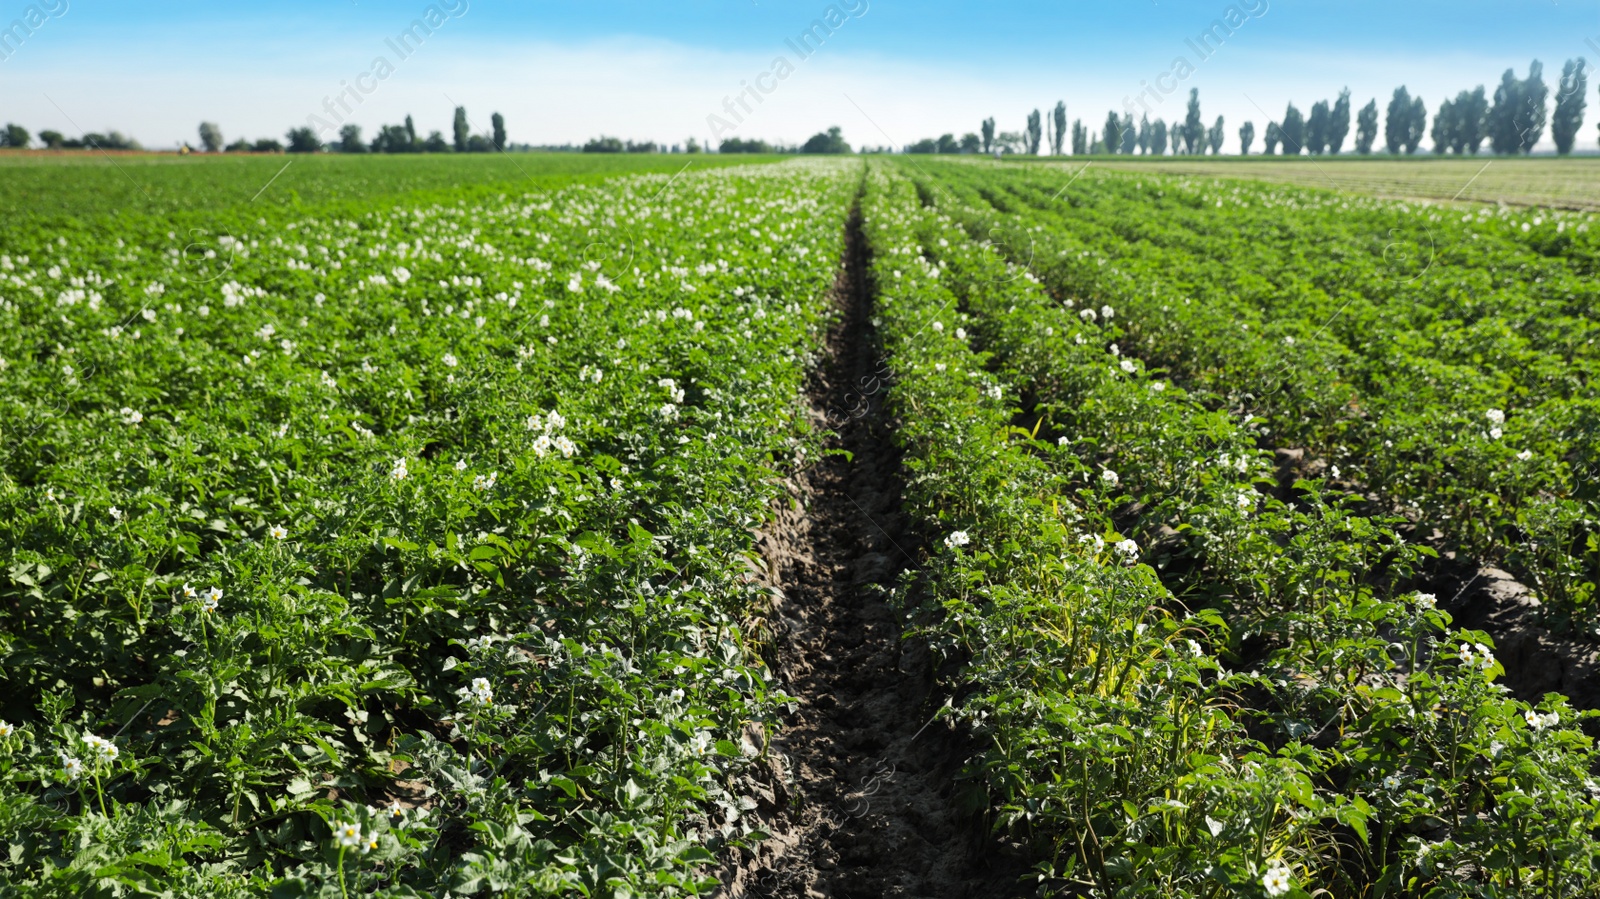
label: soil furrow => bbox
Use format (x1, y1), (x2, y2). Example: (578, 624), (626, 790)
(717, 200), (1027, 898)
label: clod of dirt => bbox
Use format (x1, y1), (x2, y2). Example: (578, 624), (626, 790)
(1432, 555), (1600, 716)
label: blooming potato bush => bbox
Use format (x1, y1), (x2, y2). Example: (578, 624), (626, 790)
(0, 159), (856, 895)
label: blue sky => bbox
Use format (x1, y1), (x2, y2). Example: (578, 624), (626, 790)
(2, 1), (1595, 151)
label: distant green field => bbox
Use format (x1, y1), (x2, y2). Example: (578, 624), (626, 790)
(0, 151), (777, 229)
(1085, 155), (1600, 210)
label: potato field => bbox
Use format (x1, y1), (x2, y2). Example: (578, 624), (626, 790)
(1, 155), (1597, 898)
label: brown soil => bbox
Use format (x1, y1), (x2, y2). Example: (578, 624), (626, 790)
(715, 203), (1030, 898)
(1426, 551), (1600, 715)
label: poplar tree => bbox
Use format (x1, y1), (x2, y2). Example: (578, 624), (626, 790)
(1432, 99), (1455, 154)
(1406, 95), (1427, 154)
(1384, 87), (1412, 154)
(1488, 69), (1518, 153)
(1280, 103), (1305, 155)
(1518, 60), (1548, 153)
(1453, 87), (1489, 154)
(1328, 88), (1352, 153)
(1307, 100), (1330, 154)
(453, 106), (469, 152)
(1183, 89), (1203, 154)
(1551, 59), (1587, 155)
(1355, 99), (1379, 153)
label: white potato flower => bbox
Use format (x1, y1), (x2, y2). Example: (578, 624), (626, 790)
(1261, 862), (1292, 897)
(83, 734), (118, 764)
(60, 753), (85, 782)
(459, 677), (493, 707)
(1114, 539), (1139, 563)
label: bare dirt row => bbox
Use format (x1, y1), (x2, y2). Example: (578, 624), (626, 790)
(716, 205), (1027, 899)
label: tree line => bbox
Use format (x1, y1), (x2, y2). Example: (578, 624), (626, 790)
(327, 108), (507, 154)
(902, 58), (1590, 157)
(0, 107), (511, 154)
(0, 125), (141, 151)
(0, 107), (858, 157)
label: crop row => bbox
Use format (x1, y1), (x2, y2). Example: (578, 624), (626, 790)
(0, 159), (854, 896)
(861, 162), (1600, 896)
(914, 160), (1600, 632)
